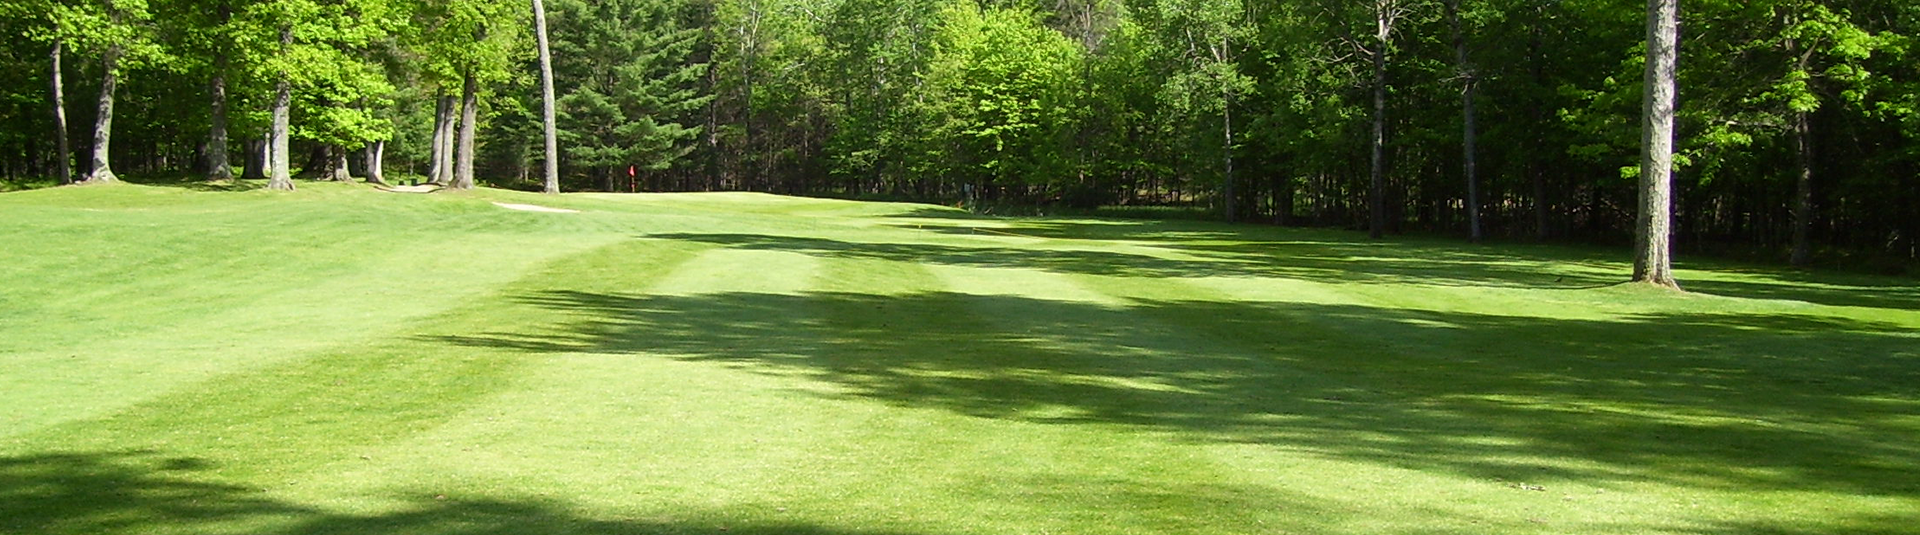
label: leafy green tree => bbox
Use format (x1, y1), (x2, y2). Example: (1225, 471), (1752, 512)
(818, 0), (941, 194)
(238, 0), (403, 189)
(918, 1), (1081, 201)
(1677, 1), (1885, 265)
(39, 0), (165, 184)
(1135, 0), (1253, 220)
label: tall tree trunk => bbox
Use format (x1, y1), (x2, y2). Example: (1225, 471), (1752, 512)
(1528, 16), (1551, 240)
(1789, 110), (1814, 266)
(1446, 0), (1482, 242)
(1787, 27), (1816, 267)
(365, 141), (389, 186)
(451, 70), (479, 190)
(534, 0), (559, 194)
(81, 42), (122, 184)
(743, 0), (764, 190)
(242, 137), (267, 179)
(1222, 89), (1236, 223)
(1634, 0), (1679, 288)
(1273, 174), (1293, 225)
(267, 27), (295, 191)
(207, 67), (233, 181)
(701, 0), (723, 189)
(428, 95), (454, 185)
(298, 145), (329, 178)
(206, 4), (233, 181)
(329, 146), (353, 182)
(1367, 7), (1391, 239)
(50, 40), (72, 185)
(267, 75), (293, 190)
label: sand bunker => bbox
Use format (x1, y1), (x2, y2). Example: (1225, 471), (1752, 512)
(492, 202), (580, 213)
(377, 184), (443, 193)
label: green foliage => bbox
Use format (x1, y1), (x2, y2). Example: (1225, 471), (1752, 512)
(4, 0), (1920, 259)
(918, 1), (1082, 188)
(410, 0), (528, 90)
(550, 0), (708, 175)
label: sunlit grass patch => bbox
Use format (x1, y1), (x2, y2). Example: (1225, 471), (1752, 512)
(3, 182), (1915, 535)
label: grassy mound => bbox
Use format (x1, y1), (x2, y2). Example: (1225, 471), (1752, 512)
(2, 182), (1915, 535)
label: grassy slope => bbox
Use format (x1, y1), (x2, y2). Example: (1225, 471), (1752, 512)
(1, 182), (1915, 535)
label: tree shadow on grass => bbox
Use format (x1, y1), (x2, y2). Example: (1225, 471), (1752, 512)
(1681, 275), (1920, 311)
(0, 451), (960, 535)
(0, 451), (300, 534)
(1686, 516), (1920, 535)
(876, 213), (1920, 310)
(433, 289), (1920, 505)
(645, 232), (1619, 290)
(113, 175), (268, 192)
(0, 450), (1327, 535)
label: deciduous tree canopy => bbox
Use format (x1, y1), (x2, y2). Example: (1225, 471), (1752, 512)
(2, 0), (1916, 267)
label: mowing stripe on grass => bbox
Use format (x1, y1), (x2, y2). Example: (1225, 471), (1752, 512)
(4, 186), (1916, 535)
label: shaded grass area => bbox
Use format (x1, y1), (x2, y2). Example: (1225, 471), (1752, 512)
(2, 183), (1917, 535)
(438, 289), (1917, 496)
(0, 177), (59, 192)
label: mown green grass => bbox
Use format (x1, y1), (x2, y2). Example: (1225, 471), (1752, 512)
(2, 181), (1916, 535)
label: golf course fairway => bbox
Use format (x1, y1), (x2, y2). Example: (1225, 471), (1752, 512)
(2, 183), (1915, 535)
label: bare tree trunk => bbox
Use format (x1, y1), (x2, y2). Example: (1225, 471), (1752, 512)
(268, 75), (293, 190)
(364, 141), (390, 186)
(1446, 0), (1482, 242)
(1222, 88), (1236, 223)
(328, 146), (353, 181)
(1787, 27), (1816, 267)
(1789, 110), (1814, 266)
(207, 68), (233, 181)
(206, 4), (233, 181)
(1367, 6), (1391, 239)
(428, 95), (454, 185)
(1462, 80), (1482, 242)
(298, 145), (329, 178)
(50, 40), (72, 185)
(427, 96), (445, 184)
(239, 137), (263, 179)
(267, 27), (295, 191)
(1634, 0), (1679, 288)
(1528, 14), (1551, 240)
(743, 0), (764, 189)
(82, 41), (122, 184)
(534, 0), (559, 194)
(242, 137), (267, 179)
(451, 70), (479, 190)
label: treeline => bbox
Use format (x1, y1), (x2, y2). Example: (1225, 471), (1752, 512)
(2, 0), (1917, 264)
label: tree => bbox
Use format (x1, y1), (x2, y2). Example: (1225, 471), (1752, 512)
(1686, 2), (1882, 266)
(51, 39), (72, 184)
(268, 24), (294, 191)
(65, 0), (159, 185)
(426, 95), (453, 184)
(1365, 0), (1415, 238)
(1635, 0), (1679, 288)
(1140, 0), (1252, 221)
(533, 0), (557, 194)
(916, 2), (1081, 203)
(420, 0), (526, 191)
(1443, 0), (1481, 242)
(452, 63), (479, 189)
(551, 0), (707, 190)
(173, 0), (239, 181)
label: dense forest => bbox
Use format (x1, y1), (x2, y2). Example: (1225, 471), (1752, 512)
(2, 0), (1916, 267)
